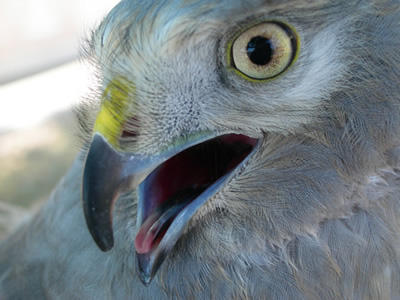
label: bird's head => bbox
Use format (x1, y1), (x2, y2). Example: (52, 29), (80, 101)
(79, 0), (400, 287)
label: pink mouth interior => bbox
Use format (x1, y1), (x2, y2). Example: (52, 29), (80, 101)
(134, 134), (258, 254)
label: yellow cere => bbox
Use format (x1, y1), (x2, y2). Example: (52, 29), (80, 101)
(94, 76), (135, 147)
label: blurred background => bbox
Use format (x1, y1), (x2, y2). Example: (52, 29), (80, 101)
(0, 0), (120, 237)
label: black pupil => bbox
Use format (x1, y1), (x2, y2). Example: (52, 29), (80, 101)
(246, 36), (274, 66)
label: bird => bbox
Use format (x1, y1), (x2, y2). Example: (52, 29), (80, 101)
(1, 0), (400, 298)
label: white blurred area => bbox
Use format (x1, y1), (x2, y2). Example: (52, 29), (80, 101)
(0, 62), (90, 130)
(0, 0), (121, 235)
(0, 0), (120, 130)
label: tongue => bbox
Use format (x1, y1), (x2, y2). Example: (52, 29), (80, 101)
(135, 185), (210, 254)
(135, 203), (185, 254)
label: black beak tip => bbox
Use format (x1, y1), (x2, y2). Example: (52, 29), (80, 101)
(82, 189), (115, 251)
(82, 133), (123, 253)
(136, 248), (170, 286)
(139, 274), (153, 286)
(136, 252), (154, 285)
(85, 218), (115, 252)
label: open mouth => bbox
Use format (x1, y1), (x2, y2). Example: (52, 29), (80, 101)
(134, 134), (258, 255)
(82, 131), (260, 285)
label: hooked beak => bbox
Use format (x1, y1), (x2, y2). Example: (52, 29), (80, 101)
(82, 133), (153, 251)
(82, 132), (260, 285)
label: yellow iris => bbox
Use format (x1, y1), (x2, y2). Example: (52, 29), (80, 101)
(227, 21), (299, 82)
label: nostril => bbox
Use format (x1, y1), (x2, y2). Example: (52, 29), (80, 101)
(122, 129), (138, 138)
(121, 116), (140, 139)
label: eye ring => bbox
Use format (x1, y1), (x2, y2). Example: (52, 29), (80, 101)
(227, 21), (299, 82)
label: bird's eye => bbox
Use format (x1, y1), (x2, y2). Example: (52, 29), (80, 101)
(228, 22), (299, 81)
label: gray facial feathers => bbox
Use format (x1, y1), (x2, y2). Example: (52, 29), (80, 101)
(2, 0), (400, 299)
